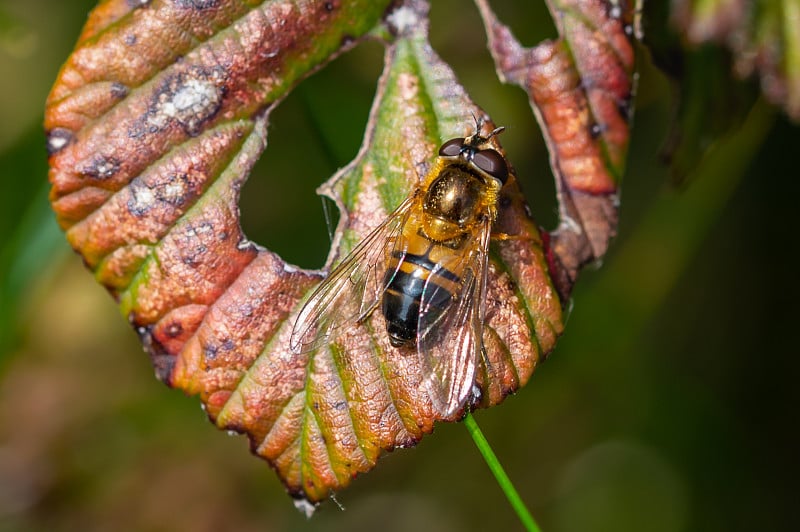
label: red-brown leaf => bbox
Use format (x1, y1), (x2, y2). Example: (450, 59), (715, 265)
(46, 0), (567, 505)
(477, 0), (639, 296)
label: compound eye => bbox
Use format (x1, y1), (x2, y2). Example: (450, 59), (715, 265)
(438, 137), (465, 157)
(473, 149), (508, 184)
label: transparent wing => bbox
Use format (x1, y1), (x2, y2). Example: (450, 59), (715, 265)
(290, 196), (416, 353)
(417, 218), (492, 417)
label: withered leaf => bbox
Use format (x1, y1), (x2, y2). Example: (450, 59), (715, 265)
(45, 0), (588, 505)
(476, 0), (639, 297)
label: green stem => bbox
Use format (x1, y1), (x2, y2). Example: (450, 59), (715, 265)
(464, 412), (541, 532)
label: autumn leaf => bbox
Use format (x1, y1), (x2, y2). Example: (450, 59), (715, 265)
(44, 0), (648, 507)
(476, 0), (639, 296)
(46, 0), (572, 505)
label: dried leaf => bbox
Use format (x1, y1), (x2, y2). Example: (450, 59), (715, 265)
(46, 0), (563, 504)
(476, 0), (639, 296)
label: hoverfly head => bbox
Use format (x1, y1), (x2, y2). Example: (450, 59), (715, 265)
(438, 117), (509, 185)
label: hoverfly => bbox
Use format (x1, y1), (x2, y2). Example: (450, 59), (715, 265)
(290, 122), (510, 417)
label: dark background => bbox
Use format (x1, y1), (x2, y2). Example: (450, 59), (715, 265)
(1, 1), (798, 530)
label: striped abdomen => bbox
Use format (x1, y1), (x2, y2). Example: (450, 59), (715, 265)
(381, 246), (461, 347)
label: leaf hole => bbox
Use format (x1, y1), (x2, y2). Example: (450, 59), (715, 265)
(239, 42), (383, 269)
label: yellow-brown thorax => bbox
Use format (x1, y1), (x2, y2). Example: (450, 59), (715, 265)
(417, 157), (500, 244)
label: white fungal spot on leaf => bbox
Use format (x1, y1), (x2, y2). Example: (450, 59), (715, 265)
(386, 6), (419, 35)
(293, 497), (317, 518)
(128, 183), (156, 216)
(149, 75), (223, 135)
(161, 176), (188, 204)
(47, 130), (72, 154)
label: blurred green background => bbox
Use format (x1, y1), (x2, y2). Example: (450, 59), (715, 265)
(1, 1), (798, 531)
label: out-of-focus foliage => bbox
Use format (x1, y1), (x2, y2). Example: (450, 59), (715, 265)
(672, 0), (800, 120)
(646, 0), (800, 183)
(2, 0), (799, 530)
(0, 0), (100, 362)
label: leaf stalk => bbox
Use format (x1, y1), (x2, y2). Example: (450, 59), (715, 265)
(463, 412), (541, 532)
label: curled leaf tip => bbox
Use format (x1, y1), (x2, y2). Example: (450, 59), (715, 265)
(477, 0), (639, 295)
